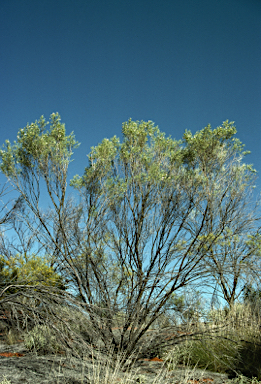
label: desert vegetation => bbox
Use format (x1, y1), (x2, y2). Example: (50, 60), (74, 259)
(0, 114), (260, 383)
(1, 291), (261, 383)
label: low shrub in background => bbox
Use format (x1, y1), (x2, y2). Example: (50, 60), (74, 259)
(22, 324), (63, 355)
(159, 302), (261, 379)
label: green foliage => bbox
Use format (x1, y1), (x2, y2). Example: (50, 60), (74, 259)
(0, 113), (79, 220)
(70, 118), (256, 218)
(162, 336), (241, 373)
(0, 113), (79, 180)
(182, 120), (252, 167)
(23, 324), (62, 354)
(0, 253), (67, 291)
(161, 302), (261, 378)
(237, 341), (261, 379)
(0, 112), (77, 298)
(70, 119), (183, 196)
(0, 255), (18, 285)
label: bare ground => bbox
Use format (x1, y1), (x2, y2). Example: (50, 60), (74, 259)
(0, 340), (231, 384)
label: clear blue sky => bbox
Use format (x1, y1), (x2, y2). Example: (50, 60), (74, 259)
(1, 0), (260, 186)
(0, 0), (261, 307)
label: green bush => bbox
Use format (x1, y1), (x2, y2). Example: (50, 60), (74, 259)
(160, 302), (261, 379)
(23, 324), (62, 355)
(234, 341), (261, 380)
(161, 336), (241, 373)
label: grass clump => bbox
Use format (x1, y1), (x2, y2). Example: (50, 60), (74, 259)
(161, 336), (241, 374)
(159, 302), (261, 380)
(3, 328), (22, 346)
(22, 324), (63, 355)
(0, 377), (12, 384)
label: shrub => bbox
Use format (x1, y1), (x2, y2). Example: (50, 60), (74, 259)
(23, 324), (62, 355)
(160, 302), (261, 379)
(161, 336), (241, 373)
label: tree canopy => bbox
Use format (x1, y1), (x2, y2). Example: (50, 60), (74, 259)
(0, 114), (260, 366)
